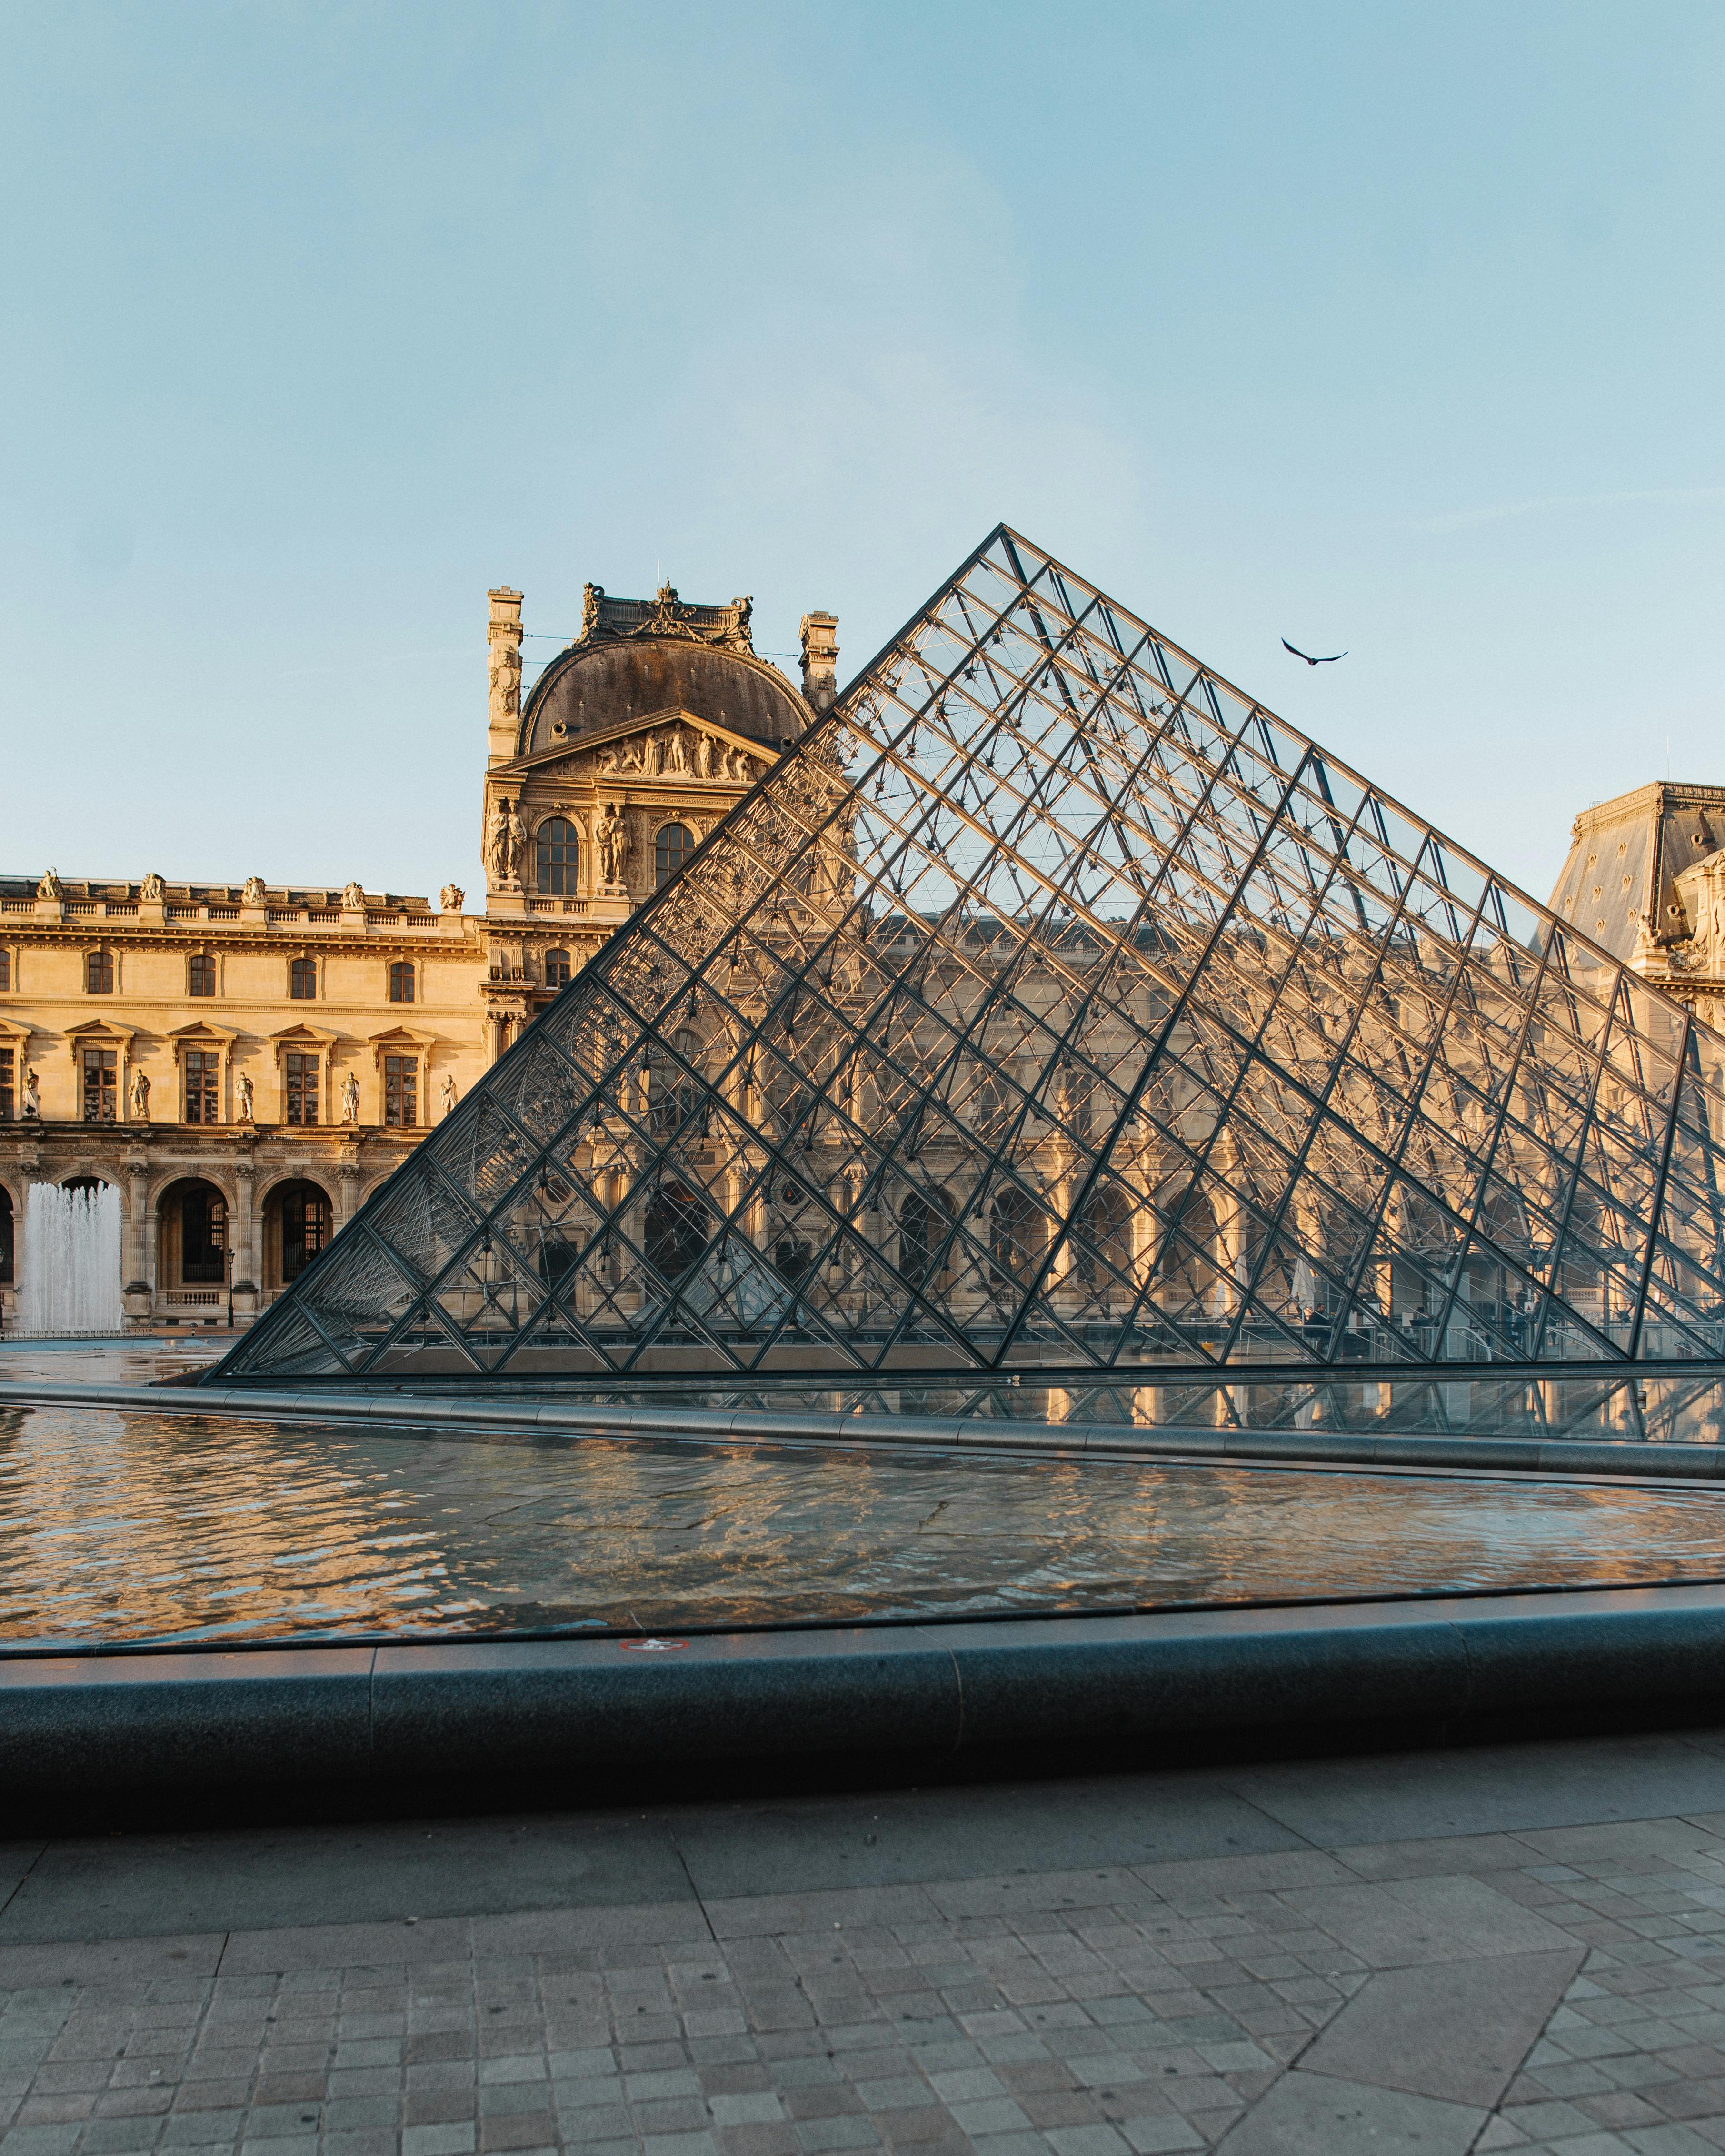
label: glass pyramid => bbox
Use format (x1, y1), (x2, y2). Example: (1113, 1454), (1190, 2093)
(219, 527), (1725, 1383)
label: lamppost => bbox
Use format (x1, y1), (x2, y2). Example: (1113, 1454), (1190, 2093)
(225, 1243), (234, 1329)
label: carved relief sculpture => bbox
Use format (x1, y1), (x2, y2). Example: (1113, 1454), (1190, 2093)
(439, 884), (465, 913)
(140, 871), (165, 901)
(242, 876), (267, 905)
(130, 1070), (150, 1122)
(694, 731), (713, 780)
(341, 1070), (361, 1124)
(580, 583), (603, 640)
(506, 800), (528, 879)
(489, 616), (522, 730)
(666, 727), (690, 776)
(36, 868), (61, 901)
(342, 880), (366, 911)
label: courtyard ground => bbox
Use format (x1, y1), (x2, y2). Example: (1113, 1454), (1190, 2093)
(6, 1731), (1725, 2154)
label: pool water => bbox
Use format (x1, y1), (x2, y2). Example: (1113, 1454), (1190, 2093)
(5, 1386), (1725, 1649)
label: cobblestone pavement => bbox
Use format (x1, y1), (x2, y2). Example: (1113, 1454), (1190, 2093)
(7, 1734), (1725, 2155)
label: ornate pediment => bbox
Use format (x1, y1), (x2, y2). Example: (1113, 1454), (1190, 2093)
(500, 709), (777, 790)
(576, 582), (753, 655)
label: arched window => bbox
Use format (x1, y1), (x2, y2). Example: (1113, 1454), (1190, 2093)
(389, 961), (415, 1004)
(1075, 1186), (1134, 1290)
(899, 1187), (956, 1289)
(544, 947), (572, 990)
(989, 1185), (1046, 1288)
(772, 1180), (816, 1284)
(159, 1177), (226, 1288)
(187, 952), (216, 997)
(648, 1029), (703, 1136)
(272, 1179), (331, 1284)
(86, 949), (113, 994)
(536, 817), (579, 894)
(655, 822), (694, 890)
(290, 957), (318, 1000)
(1162, 1190), (1219, 1318)
(644, 1180), (709, 1280)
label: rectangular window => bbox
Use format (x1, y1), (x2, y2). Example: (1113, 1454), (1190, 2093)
(0, 950), (10, 990)
(384, 1054), (417, 1128)
(285, 1052), (319, 1126)
(184, 1048), (219, 1124)
(82, 1047), (118, 1122)
(389, 961), (415, 1004)
(0, 1048), (12, 1121)
(290, 957), (317, 1000)
(86, 950), (114, 994)
(188, 953), (216, 996)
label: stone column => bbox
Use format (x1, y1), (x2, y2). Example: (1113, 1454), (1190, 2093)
(124, 1149), (151, 1325)
(488, 588), (524, 766)
(337, 1160), (362, 1230)
(799, 613), (838, 715)
(231, 1161), (258, 1322)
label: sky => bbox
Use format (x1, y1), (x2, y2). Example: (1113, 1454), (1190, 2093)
(1, 0), (1721, 906)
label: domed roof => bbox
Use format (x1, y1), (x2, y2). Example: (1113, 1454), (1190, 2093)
(517, 583), (808, 755)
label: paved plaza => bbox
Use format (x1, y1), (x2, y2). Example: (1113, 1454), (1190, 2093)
(7, 1731), (1725, 2155)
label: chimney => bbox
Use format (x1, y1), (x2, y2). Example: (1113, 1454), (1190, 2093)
(487, 587), (524, 766)
(799, 611), (838, 715)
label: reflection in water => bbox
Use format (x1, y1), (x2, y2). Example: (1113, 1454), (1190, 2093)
(4, 1397), (1725, 1649)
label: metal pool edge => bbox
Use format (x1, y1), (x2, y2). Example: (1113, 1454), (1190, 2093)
(6, 1584), (1725, 1798)
(0, 1376), (1718, 1481)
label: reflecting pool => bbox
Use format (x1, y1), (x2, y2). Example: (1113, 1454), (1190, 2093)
(6, 1385), (1725, 1649)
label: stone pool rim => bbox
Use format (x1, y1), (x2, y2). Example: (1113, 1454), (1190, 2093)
(5, 1375), (1725, 1483)
(8, 1582), (1725, 1798)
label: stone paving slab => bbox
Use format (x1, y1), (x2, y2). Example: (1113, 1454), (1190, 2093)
(9, 1734), (1725, 2150)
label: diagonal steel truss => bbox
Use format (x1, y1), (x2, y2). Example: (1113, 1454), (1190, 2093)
(217, 527), (1725, 1383)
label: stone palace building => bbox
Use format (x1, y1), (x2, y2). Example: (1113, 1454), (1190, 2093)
(0, 583), (839, 1329)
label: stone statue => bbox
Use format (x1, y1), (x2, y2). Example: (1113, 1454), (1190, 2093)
(666, 727), (690, 775)
(441, 1072), (458, 1120)
(580, 583), (604, 640)
(641, 734), (664, 777)
(140, 871), (165, 901)
(241, 875), (266, 905)
(23, 1068), (39, 1117)
(694, 732), (713, 780)
(439, 884), (465, 913)
(596, 802), (630, 888)
(596, 746), (619, 776)
(342, 880), (366, 910)
(36, 868), (61, 901)
(485, 799), (522, 887)
(236, 1073), (254, 1122)
(341, 1070), (360, 1124)
(130, 1069), (150, 1121)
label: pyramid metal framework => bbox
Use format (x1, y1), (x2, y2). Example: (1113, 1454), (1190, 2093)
(219, 527), (1725, 1383)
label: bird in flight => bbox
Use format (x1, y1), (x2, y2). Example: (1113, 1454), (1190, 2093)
(1282, 638), (1348, 666)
